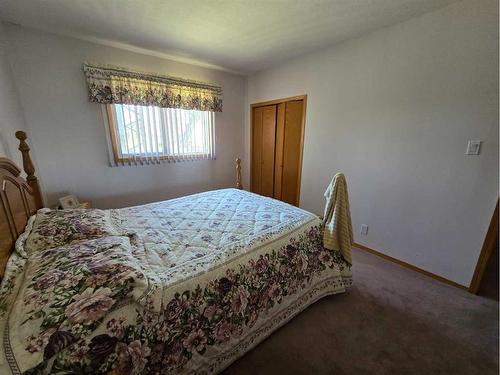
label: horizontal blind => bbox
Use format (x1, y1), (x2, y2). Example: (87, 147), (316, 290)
(111, 104), (215, 165)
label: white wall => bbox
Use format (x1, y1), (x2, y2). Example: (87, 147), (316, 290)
(0, 23), (27, 167)
(5, 25), (246, 209)
(246, 0), (498, 286)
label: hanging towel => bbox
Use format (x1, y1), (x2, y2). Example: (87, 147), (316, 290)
(323, 173), (353, 264)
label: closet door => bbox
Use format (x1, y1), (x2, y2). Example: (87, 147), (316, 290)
(280, 100), (304, 206)
(273, 103), (285, 200)
(251, 105), (277, 197)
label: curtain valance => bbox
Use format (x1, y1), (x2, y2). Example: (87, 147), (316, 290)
(83, 63), (222, 112)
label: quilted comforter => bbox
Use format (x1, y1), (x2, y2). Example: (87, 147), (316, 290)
(0, 189), (351, 374)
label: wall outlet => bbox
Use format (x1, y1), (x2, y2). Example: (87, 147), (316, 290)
(360, 224), (369, 236)
(466, 140), (482, 155)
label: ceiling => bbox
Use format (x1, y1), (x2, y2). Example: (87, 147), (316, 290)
(0, 0), (459, 74)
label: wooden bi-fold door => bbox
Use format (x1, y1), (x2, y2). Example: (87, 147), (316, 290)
(251, 95), (306, 206)
(251, 105), (277, 198)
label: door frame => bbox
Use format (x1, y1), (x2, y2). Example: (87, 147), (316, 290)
(250, 95), (307, 206)
(469, 199), (498, 293)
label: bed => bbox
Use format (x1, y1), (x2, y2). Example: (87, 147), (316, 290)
(0, 132), (352, 374)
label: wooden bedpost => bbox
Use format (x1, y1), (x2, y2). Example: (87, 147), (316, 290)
(15, 131), (43, 208)
(236, 158), (242, 189)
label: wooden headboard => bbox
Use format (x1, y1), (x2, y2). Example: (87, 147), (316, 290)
(0, 131), (43, 277)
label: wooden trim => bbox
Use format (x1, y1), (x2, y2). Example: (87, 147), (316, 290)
(354, 242), (469, 291)
(250, 106), (253, 193)
(468, 200), (499, 294)
(250, 95), (307, 108)
(250, 95), (307, 206)
(105, 104), (121, 164)
(295, 96), (307, 206)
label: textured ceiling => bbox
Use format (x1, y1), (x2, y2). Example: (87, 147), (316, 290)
(0, 0), (459, 74)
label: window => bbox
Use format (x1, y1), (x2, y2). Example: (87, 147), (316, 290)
(106, 104), (215, 164)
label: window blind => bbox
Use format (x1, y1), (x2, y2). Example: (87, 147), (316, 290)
(108, 104), (215, 165)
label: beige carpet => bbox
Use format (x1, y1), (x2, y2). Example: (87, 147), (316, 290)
(222, 248), (499, 375)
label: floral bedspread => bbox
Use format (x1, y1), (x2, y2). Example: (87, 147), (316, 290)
(0, 189), (351, 374)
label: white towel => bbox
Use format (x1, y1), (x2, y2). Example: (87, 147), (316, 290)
(323, 173), (353, 264)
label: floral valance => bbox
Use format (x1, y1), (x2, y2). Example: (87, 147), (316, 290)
(83, 63), (222, 112)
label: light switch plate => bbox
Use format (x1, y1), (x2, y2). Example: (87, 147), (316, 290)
(466, 140), (481, 155)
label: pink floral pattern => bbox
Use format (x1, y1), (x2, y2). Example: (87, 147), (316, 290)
(14, 227), (349, 374)
(1, 236), (148, 374)
(1, 190), (352, 375)
(65, 287), (115, 323)
(24, 209), (118, 256)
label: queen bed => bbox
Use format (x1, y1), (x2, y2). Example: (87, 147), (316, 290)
(0, 132), (352, 374)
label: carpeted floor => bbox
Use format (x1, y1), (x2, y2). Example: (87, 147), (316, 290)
(222, 248), (499, 375)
